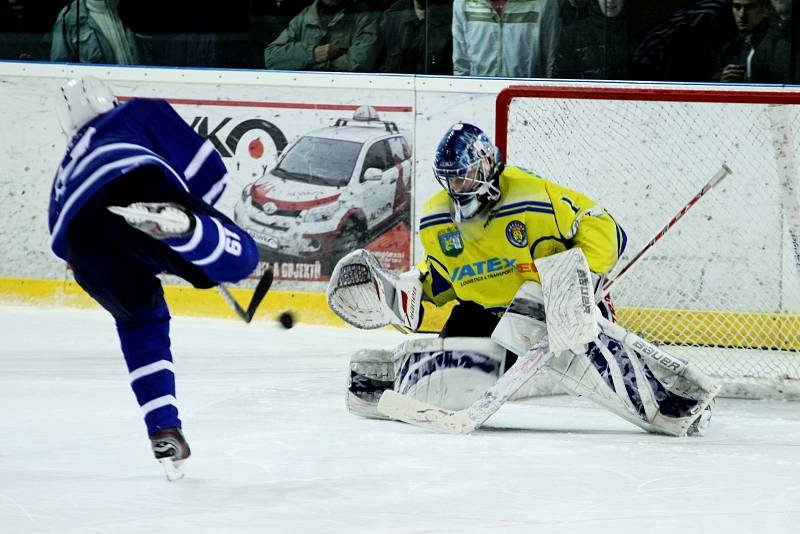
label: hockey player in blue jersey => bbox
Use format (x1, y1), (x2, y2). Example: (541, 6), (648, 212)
(49, 77), (260, 480)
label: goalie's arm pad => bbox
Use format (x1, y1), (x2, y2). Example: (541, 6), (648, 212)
(327, 249), (424, 331)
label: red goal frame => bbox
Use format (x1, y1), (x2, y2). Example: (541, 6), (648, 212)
(495, 84), (800, 157)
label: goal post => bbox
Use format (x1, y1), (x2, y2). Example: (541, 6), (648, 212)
(496, 83), (800, 400)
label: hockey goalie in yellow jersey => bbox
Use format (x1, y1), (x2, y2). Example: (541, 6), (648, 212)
(328, 122), (719, 436)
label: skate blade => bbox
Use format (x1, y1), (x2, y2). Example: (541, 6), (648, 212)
(159, 458), (185, 481)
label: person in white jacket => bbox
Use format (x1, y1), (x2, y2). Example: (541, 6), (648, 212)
(452, 0), (559, 77)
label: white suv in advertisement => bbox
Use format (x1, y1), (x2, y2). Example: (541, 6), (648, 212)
(233, 107), (412, 270)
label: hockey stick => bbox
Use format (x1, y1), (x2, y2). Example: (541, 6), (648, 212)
(599, 163), (732, 298)
(217, 268), (274, 323)
(378, 337), (551, 433)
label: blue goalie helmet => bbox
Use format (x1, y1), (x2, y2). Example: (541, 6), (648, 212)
(433, 123), (502, 221)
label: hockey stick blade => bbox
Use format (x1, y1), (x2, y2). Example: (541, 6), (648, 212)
(377, 338), (551, 433)
(217, 268), (274, 323)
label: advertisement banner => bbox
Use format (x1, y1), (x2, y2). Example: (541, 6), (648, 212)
(161, 97), (415, 283)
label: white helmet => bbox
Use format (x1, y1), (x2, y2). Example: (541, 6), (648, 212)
(55, 76), (118, 137)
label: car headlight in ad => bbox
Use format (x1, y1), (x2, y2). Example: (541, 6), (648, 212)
(303, 202), (340, 223)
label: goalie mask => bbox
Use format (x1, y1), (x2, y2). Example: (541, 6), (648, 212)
(433, 123), (502, 221)
(55, 76), (118, 137)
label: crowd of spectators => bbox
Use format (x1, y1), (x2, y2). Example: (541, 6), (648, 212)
(0, 0), (796, 84)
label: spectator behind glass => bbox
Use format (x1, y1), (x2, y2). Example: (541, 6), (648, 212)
(552, 0), (631, 79)
(537, 0), (588, 76)
(118, 1), (250, 68)
(628, 0), (736, 81)
(250, 1), (314, 68)
(751, 0), (795, 82)
(0, 0), (64, 60)
(452, 0), (559, 77)
(379, 0), (453, 74)
(51, 0), (143, 64)
(264, 0), (380, 72)
(561, 0), (590, 25)
(711, 0), (771, 82)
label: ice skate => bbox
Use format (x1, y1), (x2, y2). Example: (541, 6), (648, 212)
(108, 202), (194, 239)
(150, 428), (191, 481)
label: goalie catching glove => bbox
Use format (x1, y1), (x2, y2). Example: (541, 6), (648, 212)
(327, 249), (423, 331)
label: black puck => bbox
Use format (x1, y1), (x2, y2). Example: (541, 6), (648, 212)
(278, 311), (295, 329)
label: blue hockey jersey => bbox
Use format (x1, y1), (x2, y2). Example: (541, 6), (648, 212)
(49, 98), (228, 260)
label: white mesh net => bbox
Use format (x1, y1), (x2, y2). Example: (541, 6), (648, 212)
(499, 84), (800, 399)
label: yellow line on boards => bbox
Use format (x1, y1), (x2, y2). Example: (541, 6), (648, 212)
(3, 277), (798, 349)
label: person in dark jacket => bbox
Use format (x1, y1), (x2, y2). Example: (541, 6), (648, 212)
(711, 0), (771, 82)
(751, 0), (795, 83)
(552, 0), (631, 79)
(264, 0), (380, 72)
(628, 0), (737, 81)
(378, 0), (452, 74)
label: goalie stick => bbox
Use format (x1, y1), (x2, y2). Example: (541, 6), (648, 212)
(217, 267), (274, 323)
(599, 163), (732, 298)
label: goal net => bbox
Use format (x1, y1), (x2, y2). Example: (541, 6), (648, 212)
(497, 84), (800, 400)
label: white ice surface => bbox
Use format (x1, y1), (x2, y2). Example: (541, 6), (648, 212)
(1, 305), (799, 534)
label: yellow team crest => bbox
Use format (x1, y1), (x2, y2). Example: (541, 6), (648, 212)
(505, 220), (528, 248)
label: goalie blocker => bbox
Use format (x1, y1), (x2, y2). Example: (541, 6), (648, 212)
(336, 248), (719, 437)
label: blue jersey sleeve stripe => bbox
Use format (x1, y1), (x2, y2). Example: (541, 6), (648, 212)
(189, 217), (227, 266)
(501, 200), (553, 210)
(72, 142), (159, 179)
(183, 139), (217, 180)
(201, 173), (229, 205)
(420, 218), (453, 231)
(420, 212), (452, 224)
(493, 206), (555, 218)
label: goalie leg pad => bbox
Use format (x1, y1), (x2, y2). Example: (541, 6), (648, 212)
(346, 338), (507, 419)
(545, 322), (720, 436)
(346, 349), (396, 420)
(394, 337), (506, 411)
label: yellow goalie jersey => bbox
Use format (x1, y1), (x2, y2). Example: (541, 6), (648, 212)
(417, 166), (627, 312)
